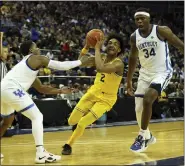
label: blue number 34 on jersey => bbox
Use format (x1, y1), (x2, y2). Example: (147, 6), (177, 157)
(13, 89), (25, 97)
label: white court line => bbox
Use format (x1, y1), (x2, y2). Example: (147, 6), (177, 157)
(1, 139), (183, 148)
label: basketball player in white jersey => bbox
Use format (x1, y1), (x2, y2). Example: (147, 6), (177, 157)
(0, 32), (13, 159)
(0, 40), (93, 163)
(127, 8), (184, 153)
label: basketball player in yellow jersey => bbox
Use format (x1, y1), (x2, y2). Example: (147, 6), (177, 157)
(62, 33), (125, 155)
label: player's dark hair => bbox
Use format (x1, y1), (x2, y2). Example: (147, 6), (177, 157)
(135, 7), (150, 13)
(19, 40), (33, 56)
(106, 33), (124, 55)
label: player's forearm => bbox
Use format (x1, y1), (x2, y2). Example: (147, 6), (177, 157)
(0, 32), (3, 56)
(169, 35), (184, 54)
(127, 55), (137, 82)
(38, 86), (61, 95)
(78, 47), (89, 59)
(95, 49), (104, 71)
(48, 60), (82, 70)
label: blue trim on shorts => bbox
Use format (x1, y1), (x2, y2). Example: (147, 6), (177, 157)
(0, 112), (15, 118)
(161, 74), (171, 91)
(19, 103), (35, 113)
(135, 94), (144, 98)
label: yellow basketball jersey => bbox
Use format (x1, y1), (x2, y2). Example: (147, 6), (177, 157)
(89, 57), (123, 95)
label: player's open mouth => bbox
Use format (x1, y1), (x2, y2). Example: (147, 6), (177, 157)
(108, 47), (115, 51)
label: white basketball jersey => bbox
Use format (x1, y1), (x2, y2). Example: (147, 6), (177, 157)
(2, 54), (39, 91)
(135, 24), (173, 74)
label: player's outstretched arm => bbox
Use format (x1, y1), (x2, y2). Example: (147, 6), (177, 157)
(27, 55), (93, 71)
(158, 26), (184, 54)
(32, 78), (72, 94)
(127, 32), (138, 96)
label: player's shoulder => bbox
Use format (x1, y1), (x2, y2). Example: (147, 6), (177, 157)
(112, 57), (124, 69)
(156, 25), (171, 32)
(130, 32), (136, 43)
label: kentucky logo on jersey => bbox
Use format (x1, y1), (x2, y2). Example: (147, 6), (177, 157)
(138, 41), (158, 50)
(13, 89), (25, 98)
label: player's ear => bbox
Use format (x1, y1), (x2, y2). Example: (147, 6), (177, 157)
(118, 48), (121, 53)
(29, 48), (33, 53)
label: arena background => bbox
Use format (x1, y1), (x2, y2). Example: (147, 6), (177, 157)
(0, 1), (184, 165)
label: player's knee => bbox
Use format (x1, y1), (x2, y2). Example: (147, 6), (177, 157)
(3, 115), (15, 127)
(143, 97), (152, 105)
(38, 112), (43, 122)
(68, 117), (77, 126)
(143, 89), (158, 105)
(34, 111), (43, 122)
(143, 94), (155, 105)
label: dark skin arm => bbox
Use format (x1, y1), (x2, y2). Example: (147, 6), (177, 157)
(127, 32), (138, 96)
(32, 77), (72, 94)
(0, 32), (3, 56)
(158, 26), (184, 54)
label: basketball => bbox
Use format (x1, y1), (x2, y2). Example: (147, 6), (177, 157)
(86, 29), (104, 48)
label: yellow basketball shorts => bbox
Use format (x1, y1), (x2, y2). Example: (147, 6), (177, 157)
(74, 91), (117, 119)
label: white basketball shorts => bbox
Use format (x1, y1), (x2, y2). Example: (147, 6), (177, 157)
(1, 80), (35, 117)
(135, 71), (172, 97)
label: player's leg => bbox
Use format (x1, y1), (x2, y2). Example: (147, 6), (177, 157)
(131, 73), (171, 153)
(131, 78), (156, 152)
(20, 105), (61, 163)
(134, 79), (151, 139)
(62, 100), (110, 155)
(0, 114), (15, 137)
(62, 93), (96, 155)
(0, 102), (15, 158)
(71, 111), (89, 132)
(142, 74), (171, 133)
(2, 88), (61, 163)
(68, 92), (96, 126)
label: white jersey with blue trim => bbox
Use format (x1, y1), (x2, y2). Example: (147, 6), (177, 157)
(2, 54), (39, 91)
(135, 24), (173, 74)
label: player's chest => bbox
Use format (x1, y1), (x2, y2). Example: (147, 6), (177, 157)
(136, 38), (158, 51)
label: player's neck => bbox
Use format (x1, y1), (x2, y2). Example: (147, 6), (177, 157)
(106, 55), (117, 62)
(140, 24), (153, 36)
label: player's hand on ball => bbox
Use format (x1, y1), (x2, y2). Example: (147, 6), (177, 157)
(84, 39), (90, 50)
(95, 33), (104, 50)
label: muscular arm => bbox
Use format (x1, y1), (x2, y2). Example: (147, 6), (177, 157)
(32, 78), (61, 94)
(27, 55), (82, 70)
(158, 26), (184, 54)
(127, 33), (138, 83)
(0, 32), (3, 56)
(95, 48), (123, 73)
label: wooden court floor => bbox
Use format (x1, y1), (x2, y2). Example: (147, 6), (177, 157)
(1, 121), (183, 165)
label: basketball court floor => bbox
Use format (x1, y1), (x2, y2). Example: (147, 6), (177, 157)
(1, 121), (184, 165)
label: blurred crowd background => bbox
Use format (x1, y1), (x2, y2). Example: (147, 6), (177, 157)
(1, 1), (184, 119)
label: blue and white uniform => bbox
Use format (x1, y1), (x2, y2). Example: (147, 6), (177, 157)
(1, 54), (39, 117)
(135, 24), (173, 97)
